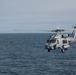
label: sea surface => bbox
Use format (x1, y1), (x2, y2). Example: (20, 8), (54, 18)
(0, 33), (76, 75)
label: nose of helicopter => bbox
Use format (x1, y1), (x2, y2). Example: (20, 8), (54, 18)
(48, 44), (56, 50)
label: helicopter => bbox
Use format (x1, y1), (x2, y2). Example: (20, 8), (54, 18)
(45, 26), (76, 53)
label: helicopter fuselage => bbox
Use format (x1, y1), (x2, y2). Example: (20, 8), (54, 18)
(45, 34), (70, 52)
(45, 26), (76, 53)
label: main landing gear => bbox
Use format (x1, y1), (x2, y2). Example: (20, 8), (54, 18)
(60, 45), (67, 53)
(48, 49), (51, 52)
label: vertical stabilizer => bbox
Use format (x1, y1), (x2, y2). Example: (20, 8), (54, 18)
(73, 26), (76, 41)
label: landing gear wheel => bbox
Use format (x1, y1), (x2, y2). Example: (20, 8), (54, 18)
(45, 46), (47, 49)
(54, 45), (56, 50)
(61, 49), (64, 53)
(48, 49), (50, 52)
(64, 48), (67, 50)
(62, 45), (64, 49)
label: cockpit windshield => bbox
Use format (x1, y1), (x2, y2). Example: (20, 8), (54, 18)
(46, 34), (56, 43)
(51, 35), (56, 39)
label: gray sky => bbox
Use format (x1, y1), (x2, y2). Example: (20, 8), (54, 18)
(0, 0), (76, 33)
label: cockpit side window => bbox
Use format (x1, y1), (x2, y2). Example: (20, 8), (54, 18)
(46, 35), (56, 43)
(51, 35), (55, 39)
(50, 39), (56, 43)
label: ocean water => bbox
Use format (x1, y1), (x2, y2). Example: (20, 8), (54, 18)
(0, 33), (76, 75)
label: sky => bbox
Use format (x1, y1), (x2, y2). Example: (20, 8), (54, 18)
(0, 0), (76, 33)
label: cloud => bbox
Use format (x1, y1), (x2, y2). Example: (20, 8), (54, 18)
(0, 0), (76, 33)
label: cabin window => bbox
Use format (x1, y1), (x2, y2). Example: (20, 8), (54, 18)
(63, 40), (67, 44)
(62, 35), (64, 38)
